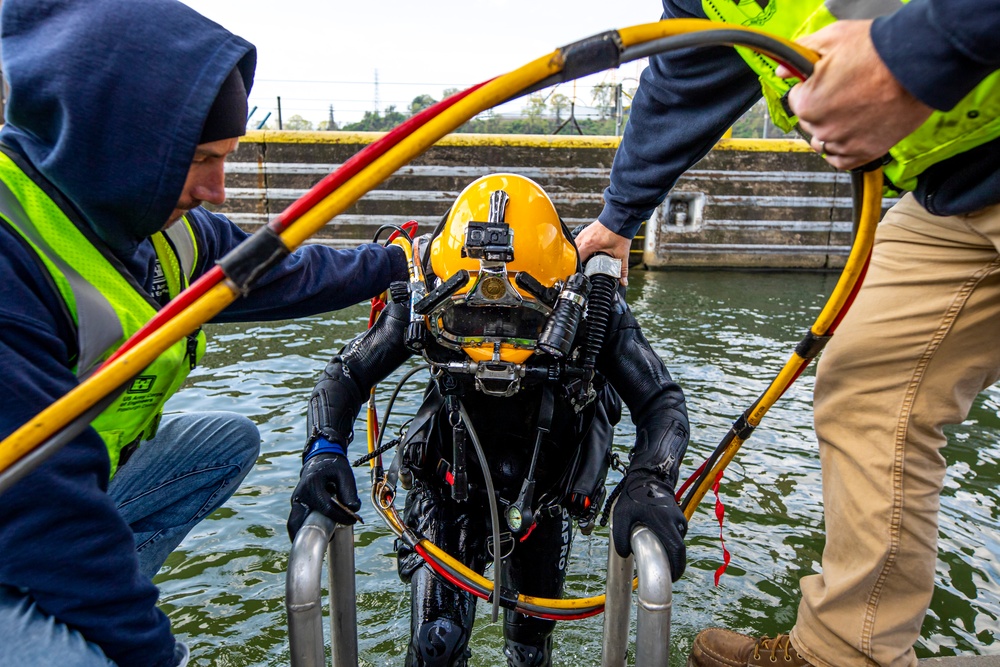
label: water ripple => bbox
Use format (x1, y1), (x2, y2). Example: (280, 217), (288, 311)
(154, 271), (1000, 665)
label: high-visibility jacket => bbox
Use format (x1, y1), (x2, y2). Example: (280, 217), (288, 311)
(703, 0), (1000, 191)
(0, 150), (206, 476)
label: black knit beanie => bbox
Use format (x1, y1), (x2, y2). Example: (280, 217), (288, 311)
(199, 66), (248, 143)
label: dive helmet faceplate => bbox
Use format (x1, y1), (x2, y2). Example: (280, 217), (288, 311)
(427, 173), (578, 364)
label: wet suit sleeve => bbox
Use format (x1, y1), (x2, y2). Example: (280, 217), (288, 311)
(305, 300), (414, 454)
(184, 207), (408, 322)
(871, 0), (1000, 111)
(596, 294), (690, 574)
(598, 0), (761, 239)
(595, 294), (689, 489)
(0, 242), (177, 667)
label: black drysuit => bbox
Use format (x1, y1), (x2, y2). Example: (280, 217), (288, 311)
(305, 291), (688, 667)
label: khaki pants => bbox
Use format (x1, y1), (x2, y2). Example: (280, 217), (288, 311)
(789, 194), (1000, 667)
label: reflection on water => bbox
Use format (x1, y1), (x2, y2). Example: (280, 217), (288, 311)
(157, 270), (1000, 666)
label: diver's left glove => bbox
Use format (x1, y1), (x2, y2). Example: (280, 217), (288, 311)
(287, 449), (362, 541)
(611, 470), (687, 582)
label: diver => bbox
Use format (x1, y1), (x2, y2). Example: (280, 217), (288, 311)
(287, 174), (689, 667)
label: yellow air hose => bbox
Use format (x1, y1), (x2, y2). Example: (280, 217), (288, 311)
(0, 19), (876, 617)
(0, 18), (817, 485)
(681, 169), (883, 517)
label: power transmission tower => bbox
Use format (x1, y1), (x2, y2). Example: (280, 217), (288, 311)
(373, 69), (380, 113)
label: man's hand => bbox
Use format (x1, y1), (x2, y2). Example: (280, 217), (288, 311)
(287, 453), (362, 540)
(611, 471), (687, 582)
(574, 220), (633, 285)
(775, 20), (933, 171)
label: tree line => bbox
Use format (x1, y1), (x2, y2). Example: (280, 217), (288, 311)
(274, 83), (631, 136)
(273, 87), (795, 139)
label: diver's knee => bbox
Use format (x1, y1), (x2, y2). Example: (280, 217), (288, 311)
(406, 618), (471, 667)
(503, 635), (552, 667)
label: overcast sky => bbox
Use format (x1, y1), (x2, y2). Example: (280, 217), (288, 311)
(178, 0), (661, 127)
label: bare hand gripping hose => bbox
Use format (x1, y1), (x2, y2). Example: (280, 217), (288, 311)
(0, 23), (873, 619)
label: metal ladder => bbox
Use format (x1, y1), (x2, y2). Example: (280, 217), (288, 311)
(286, 513), (672, 667)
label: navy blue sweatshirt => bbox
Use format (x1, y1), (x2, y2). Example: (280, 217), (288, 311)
(0, 2), (405, 666)
(599, 0), (1000, 239)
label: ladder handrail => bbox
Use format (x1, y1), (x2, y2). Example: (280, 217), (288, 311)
(287, 516), (671, 667)
(287, 513), (358, 667)
(602, 524), (673, 667)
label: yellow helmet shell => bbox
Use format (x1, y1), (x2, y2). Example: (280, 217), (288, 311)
(429, 173), (578, 296)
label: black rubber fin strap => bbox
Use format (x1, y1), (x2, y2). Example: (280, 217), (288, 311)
(216, 226), (290, 295)
(794, 330), (833, 360)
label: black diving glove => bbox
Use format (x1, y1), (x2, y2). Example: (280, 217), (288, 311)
(287, 452), (362, 541)
(611, 470), (687, 582)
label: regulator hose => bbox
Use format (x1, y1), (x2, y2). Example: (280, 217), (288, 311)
(582, 274), (617, 371)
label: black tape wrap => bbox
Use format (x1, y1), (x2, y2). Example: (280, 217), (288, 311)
(795, 330), (833, 360)
(217, 226), (291, 295)
(732, 411), (756, 441)
(558, 31), (623, 82)
(488, 585), (521, 611)
(513, 31), (625, 100)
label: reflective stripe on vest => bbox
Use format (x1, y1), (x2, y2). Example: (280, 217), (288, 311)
(0, 151), (206, 476)
(702, 0), (1000, 191)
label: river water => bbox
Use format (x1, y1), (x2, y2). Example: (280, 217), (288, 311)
(158, 269), (1000, 666)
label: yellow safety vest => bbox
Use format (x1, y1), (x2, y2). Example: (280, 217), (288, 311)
(703, 0), (1000, 191)
(0, 150), (206, 477)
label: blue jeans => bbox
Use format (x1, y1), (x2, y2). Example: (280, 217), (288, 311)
(0, 411), (260, 665)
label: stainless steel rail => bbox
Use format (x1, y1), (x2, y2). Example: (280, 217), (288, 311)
(287, 515), (671, 667)
(286, 513), (358, 667)
(602, 525), (673, 667)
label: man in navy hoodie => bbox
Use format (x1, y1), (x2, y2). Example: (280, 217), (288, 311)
(574, 1), (1000, 666)
(0, 1), (407, 666)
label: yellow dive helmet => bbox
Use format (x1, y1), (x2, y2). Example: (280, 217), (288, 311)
(427, 173), (579, 364)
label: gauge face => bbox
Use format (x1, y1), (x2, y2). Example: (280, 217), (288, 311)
(506, 505), (523, 531)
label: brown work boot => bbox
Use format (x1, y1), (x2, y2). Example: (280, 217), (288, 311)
(687, 628), (815, 667)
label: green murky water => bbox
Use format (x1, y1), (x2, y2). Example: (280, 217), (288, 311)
(157, 269), (1000, 666)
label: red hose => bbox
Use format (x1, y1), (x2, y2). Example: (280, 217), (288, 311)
(101, 85), (490, 369)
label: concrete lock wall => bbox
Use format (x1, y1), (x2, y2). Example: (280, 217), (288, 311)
(219, 130), (895, 270)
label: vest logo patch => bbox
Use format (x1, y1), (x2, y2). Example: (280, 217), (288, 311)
(127, 375), (156, 394)
(727, 0), (775, 25)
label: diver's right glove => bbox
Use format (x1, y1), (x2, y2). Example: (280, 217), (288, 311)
(611, 470), (687, 582)
(287, 448), (361, 541)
